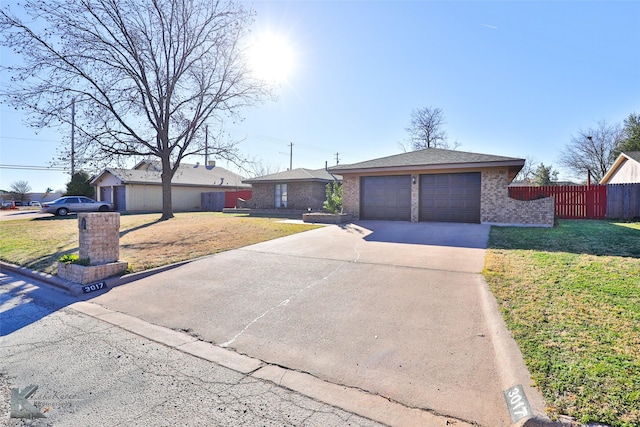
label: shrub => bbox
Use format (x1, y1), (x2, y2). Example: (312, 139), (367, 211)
(323, 182), (343, 214)
(58, 253), (90, 266)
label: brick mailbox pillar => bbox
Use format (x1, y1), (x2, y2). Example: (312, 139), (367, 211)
(57, 212), (128, 286)
(78, 212), (120, 264)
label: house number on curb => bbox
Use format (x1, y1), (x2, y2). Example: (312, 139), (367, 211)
(503, 384), (531, 423)
(82, 281), (107, 294)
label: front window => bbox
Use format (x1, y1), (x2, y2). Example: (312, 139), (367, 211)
(275, 184), (287, 208)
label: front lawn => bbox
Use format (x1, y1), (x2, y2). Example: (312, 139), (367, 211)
(484, 220), (640, 426)
(0, 212), (320, 274)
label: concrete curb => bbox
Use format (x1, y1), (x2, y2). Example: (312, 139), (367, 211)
(0, 259), (194, 297)
(478, 276), (556, 426)
(517, 417), (565, 427)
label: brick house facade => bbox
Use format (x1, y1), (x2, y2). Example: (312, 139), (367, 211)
(332, 148), (554, 227)
(243, 168), (342, 212)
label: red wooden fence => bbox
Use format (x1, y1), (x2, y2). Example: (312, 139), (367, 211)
(225, 190), (252, 208)
(508, 185), (607, 219)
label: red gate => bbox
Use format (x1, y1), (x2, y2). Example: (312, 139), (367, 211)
(508, 186), (607, 219)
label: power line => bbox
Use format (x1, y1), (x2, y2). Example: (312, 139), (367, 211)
(0, 164), (69, 171)
(0, 135), (62, 143)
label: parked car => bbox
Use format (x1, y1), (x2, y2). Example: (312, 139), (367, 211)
(41, 196), (114, 216)
(29, 201), (42, 207)
(1, 201), (17, 210)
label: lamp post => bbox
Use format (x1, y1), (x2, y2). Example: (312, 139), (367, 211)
(586, 136), (593, 186)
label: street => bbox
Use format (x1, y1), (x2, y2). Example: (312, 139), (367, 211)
(0, 272), (381, 426)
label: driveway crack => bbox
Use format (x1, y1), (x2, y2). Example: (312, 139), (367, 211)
(220, 257), (349, 348)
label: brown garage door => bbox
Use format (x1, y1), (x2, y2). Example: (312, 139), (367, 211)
(361, 175), (411, 221)
(420, 172), (481, 223)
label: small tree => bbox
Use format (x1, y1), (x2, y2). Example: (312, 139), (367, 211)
(323, 182), (343, 214)
(66, 171), (95, 198)
(532, 163), (558, 186)
(615, 112), (640, 155)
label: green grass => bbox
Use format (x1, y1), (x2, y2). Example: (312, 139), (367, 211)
(484, 220), (640, 426)
(0, 212), (319, 274)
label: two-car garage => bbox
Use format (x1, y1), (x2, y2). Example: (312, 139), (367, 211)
(360, 172), (481, 223)
(330, 147), (526, 225)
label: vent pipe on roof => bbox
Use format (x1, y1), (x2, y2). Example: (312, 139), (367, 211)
(325, 161), (328, 171)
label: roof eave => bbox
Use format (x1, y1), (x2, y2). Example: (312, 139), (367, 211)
(330, 160), (525, 175)
(243, 177), (340, 184)
(599, 153), (629, 184)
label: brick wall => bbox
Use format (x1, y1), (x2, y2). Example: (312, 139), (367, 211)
(58, 212), (127, 284)
(411, 175), (419, 222)
(342, 175), (360, 219)
(58, 261), (128, 284)
(481, 169), (555, 227)
(287, 181), (328, 211)
(247, 182), (331, 211)
(78, 212), (121, 264)
(247, 184), (273, 209)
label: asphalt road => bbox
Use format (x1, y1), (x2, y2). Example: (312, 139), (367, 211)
(0, 272), (382, 426)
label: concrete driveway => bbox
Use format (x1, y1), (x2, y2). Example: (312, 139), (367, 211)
(89, 221), (515, 426)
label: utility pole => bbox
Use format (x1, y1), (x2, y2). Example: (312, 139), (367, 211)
(289, 142), (293, 170)
(71, 98), (76, 176)
(205, 125), (209, 165)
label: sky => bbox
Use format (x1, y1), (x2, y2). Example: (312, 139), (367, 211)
(1, 0), (639, 193)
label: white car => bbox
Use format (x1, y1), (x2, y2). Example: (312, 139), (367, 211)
(29, 201), (42, 207)
(41, 196), (113, 216)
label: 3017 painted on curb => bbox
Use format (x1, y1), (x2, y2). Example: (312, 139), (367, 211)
(503, 384), (532, 423)
(82, 281), (107, 294)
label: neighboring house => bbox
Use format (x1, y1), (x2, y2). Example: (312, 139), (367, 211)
(600, 151), (640, 184)
(91, 160), (251, 212)
(0, 192), (62, 205)
(243, 168), (342, 212)
(27, 192), (64, 203)
(329, 148), (555, 227)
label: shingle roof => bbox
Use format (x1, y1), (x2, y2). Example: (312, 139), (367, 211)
(94, 161), (250, 188)
(624, 151), (640, 163)
(243, 168), (342, 184)
(329, 148), (524, 173)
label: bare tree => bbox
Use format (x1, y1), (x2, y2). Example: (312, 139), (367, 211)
(514, 156), (538, 184)
(10, 180), (32, 203)
(1, 0), (272, 220)
(247, 159), (282, 178)
(405, 106), (448, 150)
(560, 121), (623, 182)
